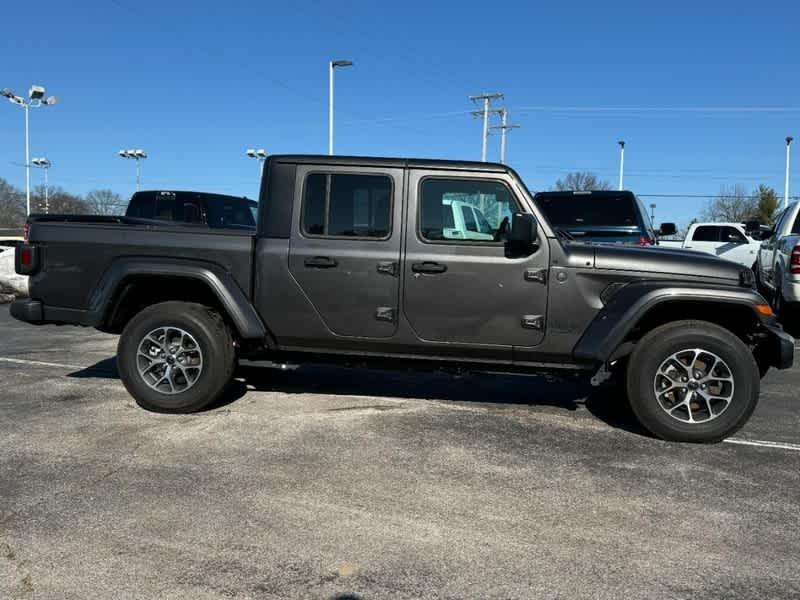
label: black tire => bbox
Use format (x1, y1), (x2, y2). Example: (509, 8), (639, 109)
(117, 301), (236, 413)
(626, 320), (759, 443)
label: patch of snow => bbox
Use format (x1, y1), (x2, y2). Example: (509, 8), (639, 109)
(0, 246), (28, 301)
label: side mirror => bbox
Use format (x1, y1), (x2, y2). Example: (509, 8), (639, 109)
(658, 222), (677, 236)
(507, 212), (538, 246)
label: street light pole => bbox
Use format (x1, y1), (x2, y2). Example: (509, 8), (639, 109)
(328, 60), (353, 155)
(1, 85), (58, 215)
(32, 158), (51, 213)
(785, 136), (793, 210)
(246, 148), (267, 180)
(119, 149), (147, 191)
(25, 103), (30, 214)
(618, 140), (625, 191)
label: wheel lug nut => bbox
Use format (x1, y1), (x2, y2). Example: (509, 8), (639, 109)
(682, 377), (689, 382)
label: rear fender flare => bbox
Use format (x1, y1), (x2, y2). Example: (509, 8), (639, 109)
(88, 257), (266, 340)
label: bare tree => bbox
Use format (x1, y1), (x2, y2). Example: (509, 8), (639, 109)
(86, 189), (124, 215)
(703, 185), (757, 222)
(34, 186), (91, 215)
(0, 177), (26, 227)
(553, 172), (612, 191)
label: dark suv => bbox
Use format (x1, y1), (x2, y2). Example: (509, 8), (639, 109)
(534, 190), (675, 245)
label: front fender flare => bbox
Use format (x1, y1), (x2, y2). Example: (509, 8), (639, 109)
(572, 281), (769, 363)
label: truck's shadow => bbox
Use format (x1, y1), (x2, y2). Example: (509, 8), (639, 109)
(69, 358), (647, 436)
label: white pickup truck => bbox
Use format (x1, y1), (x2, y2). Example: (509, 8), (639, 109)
(755, 202), (800, 314)
(660, 222), (762, 268)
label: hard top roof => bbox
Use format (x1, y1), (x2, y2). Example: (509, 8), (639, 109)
(268, 154), (511, 173)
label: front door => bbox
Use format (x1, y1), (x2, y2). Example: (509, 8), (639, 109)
(289, 165), (403, 338)
(402, 170), (549, 352)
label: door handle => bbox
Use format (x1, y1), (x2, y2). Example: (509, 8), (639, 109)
(304, 256), (338, 268)
(412, 261), (447, 274)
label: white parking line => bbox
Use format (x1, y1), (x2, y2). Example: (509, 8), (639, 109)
(0, 356), (87, 370)
(724, 438), (800, 452)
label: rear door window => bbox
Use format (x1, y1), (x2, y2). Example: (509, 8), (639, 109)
(302, 173), (392, 238)
(691, 226), (721, 242)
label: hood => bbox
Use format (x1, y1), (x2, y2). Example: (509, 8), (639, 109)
(591, 244), (744, 283)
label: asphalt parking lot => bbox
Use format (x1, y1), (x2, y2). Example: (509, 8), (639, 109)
(1, 309), (799, 600)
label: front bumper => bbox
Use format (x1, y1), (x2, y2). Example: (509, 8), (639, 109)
(764, 323), (796, 370)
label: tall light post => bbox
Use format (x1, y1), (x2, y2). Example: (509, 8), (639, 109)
(618, 140), (625, 190)
(785, 136), (793, 209)
(1, 85), (58, 216)
(119, 149), (147, 191)
(329, 59), (353, 155)
(649, 203), (656, 224)
(31, 157), (51, 213)
(246, 148), (267, 178)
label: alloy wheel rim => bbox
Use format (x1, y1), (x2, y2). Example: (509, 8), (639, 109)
(136, 327), (204, 395)
(653, 348), (735, 424)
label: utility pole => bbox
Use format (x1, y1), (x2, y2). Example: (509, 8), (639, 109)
(786, 136), (793, 210)
(490, 109), (520, 164)
(469, 93), (503, 161)
(618, 140), (625, 190)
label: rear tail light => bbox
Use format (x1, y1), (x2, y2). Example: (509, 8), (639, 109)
(20, 247), (32, 266)
(638, 236), (654, 246)
(791, 243), (800, 275)
(15, 244), (39, 275)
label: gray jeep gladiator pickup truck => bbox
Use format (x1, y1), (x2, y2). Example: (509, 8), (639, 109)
(11, 155), (795, 442)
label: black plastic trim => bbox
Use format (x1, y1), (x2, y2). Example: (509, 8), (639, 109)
(9, 299), (43, 323)
(573, 281), (774, 362)
(89, 258), (267, 339)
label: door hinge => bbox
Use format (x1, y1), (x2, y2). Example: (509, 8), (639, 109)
(377, 261), (399, 276)
(375, 307), (396, 322)
(521, 315), (544, 330)
(524, 268), (547, 284)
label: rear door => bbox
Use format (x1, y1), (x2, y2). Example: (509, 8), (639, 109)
(403, 169), (549, 354)
(715, 225), (754, 266)
(288, 165), (403, 338)
(685, 225), (722, 255)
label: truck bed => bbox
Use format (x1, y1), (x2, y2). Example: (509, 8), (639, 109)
(25, 217), (255, 313)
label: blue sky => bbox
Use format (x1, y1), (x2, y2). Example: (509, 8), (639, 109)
(1, 0), (798, 226)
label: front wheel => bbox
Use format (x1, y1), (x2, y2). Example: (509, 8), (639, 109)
(117, 301), (236, 413)
(626, 320), (759, 442)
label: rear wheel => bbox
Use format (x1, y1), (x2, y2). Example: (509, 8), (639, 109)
(117, 301), (236, 413)
(626, 320), (759, 442)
